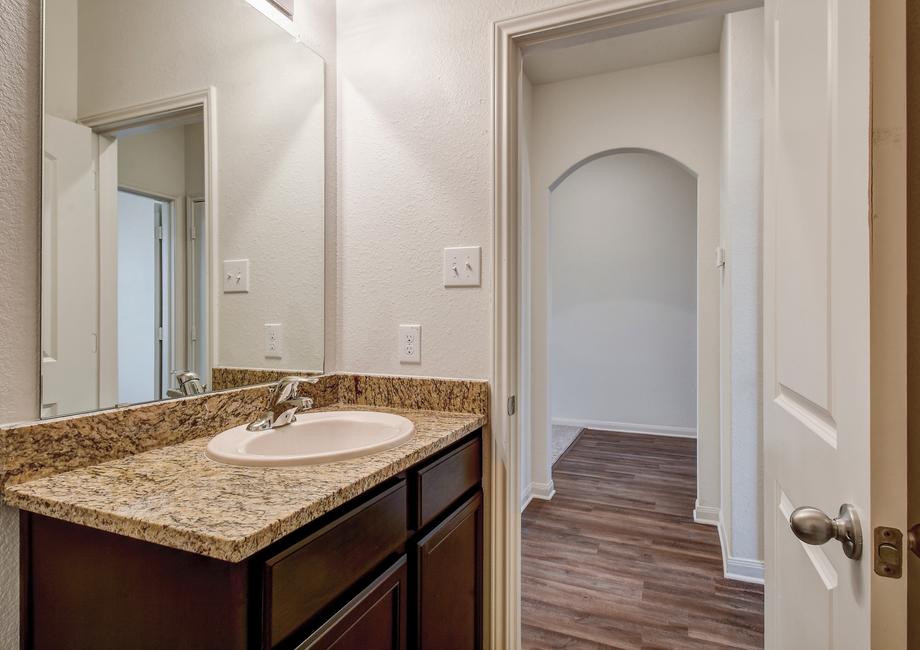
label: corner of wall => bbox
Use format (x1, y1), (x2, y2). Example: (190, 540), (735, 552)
(0, 0), (43, 646)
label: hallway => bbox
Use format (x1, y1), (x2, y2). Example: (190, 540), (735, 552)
(521, 430), (764, 649)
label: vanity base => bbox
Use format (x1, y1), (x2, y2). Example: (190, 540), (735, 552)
(20, 430), (483, 650)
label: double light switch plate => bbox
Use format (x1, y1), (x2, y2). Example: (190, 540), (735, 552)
(443, 246), (481, 287)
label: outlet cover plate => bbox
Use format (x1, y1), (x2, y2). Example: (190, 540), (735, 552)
(443, 246), (481, 287)
(399, 324), (421, 364)
(264, 323), (283, 358)
(223, 259), (250, 293)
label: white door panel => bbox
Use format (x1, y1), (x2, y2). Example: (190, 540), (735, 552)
(764, 0), (872, 647)
(41, 115), (99, 417)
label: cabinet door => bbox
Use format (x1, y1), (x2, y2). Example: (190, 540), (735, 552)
(298, 557), (408, 650)
(415, 492), (482, 650)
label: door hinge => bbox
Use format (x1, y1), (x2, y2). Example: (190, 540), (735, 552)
(157, 327), (165, 342)
(156, 225), (164, 240)
(507, 395), (517, 416)
(873, 526), (903, 578)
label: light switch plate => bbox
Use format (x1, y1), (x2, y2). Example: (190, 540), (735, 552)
(223, 259), (250, 293)
(264, 323), (283, 358)
(399, 324), (421, 364)
(443, 246), (481, 287)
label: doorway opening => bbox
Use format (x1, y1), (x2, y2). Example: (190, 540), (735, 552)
(40, 92), (214, 417)
(510, 5), (765, 648)
(115, 189), (172, 405)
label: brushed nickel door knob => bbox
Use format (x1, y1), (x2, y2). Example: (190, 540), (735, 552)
(789, 504), (862, 560)
(908, 523), (920, 559)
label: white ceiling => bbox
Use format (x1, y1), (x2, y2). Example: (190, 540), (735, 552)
(523, 16), (724, 86)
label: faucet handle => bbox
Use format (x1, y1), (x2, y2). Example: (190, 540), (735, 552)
(271, 376), (320, 403)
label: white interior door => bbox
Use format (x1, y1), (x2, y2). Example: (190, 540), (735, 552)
(762, 0), (888, 647)
(41, 115), (99, 417)
(116, 190), (165, 406)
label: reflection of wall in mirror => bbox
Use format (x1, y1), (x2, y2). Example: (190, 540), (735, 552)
(42, 0), (325, 412)
(76, 0), (326, 374)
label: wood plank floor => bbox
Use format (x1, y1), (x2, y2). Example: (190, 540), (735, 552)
(521, 430), (764, 649)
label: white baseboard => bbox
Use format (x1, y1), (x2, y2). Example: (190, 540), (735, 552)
(521, 480), (555, 512)
(552, 418), (696, 438)
(693, 501), (720, 526)
(715, 511), (765, 584)
(724, 556), (765, 584)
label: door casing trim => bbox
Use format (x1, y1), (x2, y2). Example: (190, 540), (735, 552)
(489, 1), (763, 647)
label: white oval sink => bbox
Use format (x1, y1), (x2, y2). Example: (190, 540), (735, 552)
(206, 411), (415, 467)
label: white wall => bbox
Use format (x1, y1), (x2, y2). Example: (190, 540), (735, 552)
(335, 0), (572, 377)
(293, 0), (339, 373)
(550, 152), (697, 433)
(43, 0), (77, 122)
(719, 7), (764, 578)
(118, 125), (190, 198)
(185, 123), (205, 199)
(0, 2), (42, 646)
(78, 0), (326, 373)
(528, 54), (723, 515)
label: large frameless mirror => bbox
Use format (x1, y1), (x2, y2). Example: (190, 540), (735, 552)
(41, 0), (325, 418)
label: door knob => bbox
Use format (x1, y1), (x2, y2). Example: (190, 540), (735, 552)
(908, 523), (920, 559)
(789, 504), (862, 560)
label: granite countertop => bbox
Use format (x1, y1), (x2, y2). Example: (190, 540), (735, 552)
(3, 405), (486, 563)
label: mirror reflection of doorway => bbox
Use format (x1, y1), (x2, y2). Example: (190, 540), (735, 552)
(116, 190), (170, 405)
(41, 105), (208, 416)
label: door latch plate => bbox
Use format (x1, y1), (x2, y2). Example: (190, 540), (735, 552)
(873, 526), (903, 578)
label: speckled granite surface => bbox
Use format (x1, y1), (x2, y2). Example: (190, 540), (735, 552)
(4, 405), (485, 562)
(0, 384), (272, 489)
(0, 374), (487, 490)
(337, 374), (490, 415)
(210, 367), (322, 392)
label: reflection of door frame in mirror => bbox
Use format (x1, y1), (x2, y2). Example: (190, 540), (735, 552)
(77, 88), (219, 408)
(186, 195), (209, 386)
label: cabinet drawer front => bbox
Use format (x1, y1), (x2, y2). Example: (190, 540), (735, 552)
(264, 481), (408, 648)
(415, 435), (481, 529)
(297, 556), (407, 650)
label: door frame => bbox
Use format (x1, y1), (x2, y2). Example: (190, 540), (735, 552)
(79, 88), (219, 405)
(186, 196), (209, 384)
(490, 0), (907, 648)
(490, 1), (763, 647)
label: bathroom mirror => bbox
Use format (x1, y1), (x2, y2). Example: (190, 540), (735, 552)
(40, 0), (325, 418)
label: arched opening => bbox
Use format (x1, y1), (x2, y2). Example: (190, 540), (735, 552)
(547, 149), (698, 449)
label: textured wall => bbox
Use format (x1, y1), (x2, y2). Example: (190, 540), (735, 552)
(550, 152), (698, 432)
(335, 0), (569, 378)
(0, 1), (41, 646)
(293, 0), (339, 372)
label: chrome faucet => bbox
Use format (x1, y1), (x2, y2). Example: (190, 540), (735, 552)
(247, 376), (319, 432)
(166, 371), (206, 398)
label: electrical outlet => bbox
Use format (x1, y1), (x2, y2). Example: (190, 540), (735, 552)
(443, 246), (481, 287)
(399, 324), (421, 364)
(264, 323), (283, 358)
(223, 259), (250, 293)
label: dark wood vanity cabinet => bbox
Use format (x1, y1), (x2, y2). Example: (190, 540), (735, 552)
(415, 492), (483, 650)
(20, 429), (483, 650)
